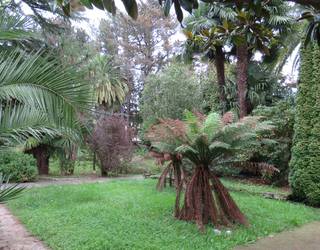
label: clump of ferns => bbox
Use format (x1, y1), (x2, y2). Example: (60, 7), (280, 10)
(148, 110), (276, 231)
(146, 118), (188, 191)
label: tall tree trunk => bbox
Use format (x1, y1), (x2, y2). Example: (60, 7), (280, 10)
(236, 42), (249, 118)
(175, 164), (248, 231)
(93, 151), (96, 171)
(28, 145), (50, 175)
(215, 46), (227, 113)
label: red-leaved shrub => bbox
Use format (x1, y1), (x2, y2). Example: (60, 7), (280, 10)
(91, 115), (134, 176)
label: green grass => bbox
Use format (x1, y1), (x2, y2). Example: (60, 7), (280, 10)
(221, 178), (289, 196)
(8, 180), (320, 250)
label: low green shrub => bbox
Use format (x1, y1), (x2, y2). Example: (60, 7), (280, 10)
(0, 151), (37, 182)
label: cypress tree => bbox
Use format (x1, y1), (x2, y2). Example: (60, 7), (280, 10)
(289, 44), (320, 206)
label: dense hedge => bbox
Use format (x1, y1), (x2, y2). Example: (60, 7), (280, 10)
(289, 44), (320, 206)
(0, 151), (37, 182)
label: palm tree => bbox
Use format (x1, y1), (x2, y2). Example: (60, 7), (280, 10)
(184, 3), (236, 113)
(210, 1), (292, 117)
(0, 10), (91, 174)
(88, 55), (128, 111)
(151, 110), (273, 231)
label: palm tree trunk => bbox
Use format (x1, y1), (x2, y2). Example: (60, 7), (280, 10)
(28, 145), (50, 175)
(100, 160), (108, 177)
(215, 46), (227, 113)
(236, 42), (249, 118)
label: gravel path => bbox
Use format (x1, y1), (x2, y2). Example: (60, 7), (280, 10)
(8, 175), (144, 189)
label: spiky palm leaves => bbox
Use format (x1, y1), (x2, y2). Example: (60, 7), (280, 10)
(0, 50), (90, 147)
(89, 55), (128, 109)
(0, 8), (91, 147)
(0, 12), (35, 42)
(0, 11), (91, 176)
(0, 174), (25, 203)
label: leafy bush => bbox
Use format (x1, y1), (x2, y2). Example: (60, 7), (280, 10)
(290, 44), (320, 206)
(0, 151), (37, 182)
(140, 62), (204, 128)
(91, 115), (134, 176)
(252, 101), (295, 185)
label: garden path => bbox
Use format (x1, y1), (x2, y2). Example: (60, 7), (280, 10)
(235, 221), (320, 250)
(18, 174), (144, 188)
(0, 205), (48, 250)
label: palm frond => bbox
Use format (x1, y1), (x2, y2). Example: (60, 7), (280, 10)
(0, 50), (91, 127)
(0, 174), (25, 203)
(0, 10), (37, 42)
(0, 105), (60, 146)
(89, 55), (128, 107)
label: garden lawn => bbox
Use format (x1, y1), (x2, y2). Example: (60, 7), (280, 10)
(7, 179), (320, 250)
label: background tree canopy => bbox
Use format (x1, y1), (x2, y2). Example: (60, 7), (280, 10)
(141, 62), (212, 129)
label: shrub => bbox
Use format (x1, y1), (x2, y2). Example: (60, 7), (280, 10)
(0, 151), (37, 182)
(140, 62), (204, 129)
(289, 44), (320, 206)
(252, 101), (295, 185)
(91, 115), (134, 176)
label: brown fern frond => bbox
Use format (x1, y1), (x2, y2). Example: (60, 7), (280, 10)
(146, 118), (187, 145)
(233, 161), (280, 175)
(222, 112), (234, 125)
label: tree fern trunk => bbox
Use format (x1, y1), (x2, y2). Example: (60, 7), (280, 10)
(175, 164), (248, 231)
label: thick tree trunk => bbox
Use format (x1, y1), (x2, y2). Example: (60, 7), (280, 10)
(100, 164), (108, 177)
(28, 145), (50, 175)
(236, 43), (249, 118)
(175, 164), (248, 231)
(93, 151), (96, 171)
(215, 46), (227, 113)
